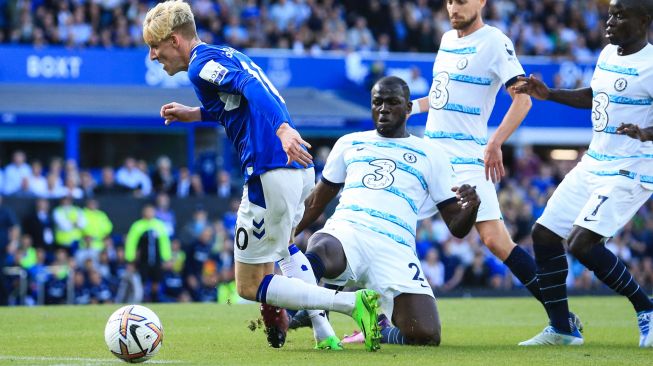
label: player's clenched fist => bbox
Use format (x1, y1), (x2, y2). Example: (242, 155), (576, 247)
(452, 184), (480, 210)
(160, 102), (201, 125)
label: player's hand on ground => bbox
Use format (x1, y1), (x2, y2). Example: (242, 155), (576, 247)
(276, 123), (313, 167)
(617, 123), (649, 142)
(452, 184), (480, 210)
(160, 102), (201, 125)
(484, 144), (505, 183)
(512, 74), (550, 100)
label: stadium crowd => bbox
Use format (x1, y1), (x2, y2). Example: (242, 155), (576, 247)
(0, 147), (652, 306)
(3, 0), (651, 59)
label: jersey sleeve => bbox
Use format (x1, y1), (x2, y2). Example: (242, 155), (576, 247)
(195, 53), (288, 130)
(490, 33), (525, 87)
(196, 54), (244, 94)
(321, 135), (351, 185)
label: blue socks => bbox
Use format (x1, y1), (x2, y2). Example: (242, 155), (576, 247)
(576, 244), (653, 313)
(503, 246), (543, 303)
(533, 242), (571, 333)
(381, 326), (407, 345)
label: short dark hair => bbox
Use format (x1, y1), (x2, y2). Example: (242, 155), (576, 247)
(374, 76), (411, 100)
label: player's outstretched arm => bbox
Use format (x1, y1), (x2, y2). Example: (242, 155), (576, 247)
(617, 123), (653, 142)
(294, 179), (341, 236)
(161, 102), (202, 125)
(439, 185), (480, 238)
(513, 74), (593, 109)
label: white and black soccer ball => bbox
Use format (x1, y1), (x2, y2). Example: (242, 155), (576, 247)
(104, 305), (164, 363)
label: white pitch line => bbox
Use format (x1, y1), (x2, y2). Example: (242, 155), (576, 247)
(0, 355), (182, 364)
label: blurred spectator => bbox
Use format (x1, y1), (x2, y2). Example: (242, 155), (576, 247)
(12, 176), (36, 198)
(53, 196), (86, 255)
(116, 157), (152, 197)
(0, 0), (620, 57)
(175, 166), (193, 197)
(347, 16), (375, 51)
(88, 269), (113, 304)
(43, 172), (67, 199)
(124, 203), (171, 302)
(73, 270), (91, 305)
(184, 226), (214, 301)
(151, 156), (176, 195)
(63, 176), (83, 199)
(222, 198), (240, 238)
(115, 263), (143, 304)
(190, 174), (205, 197)
(421, 247), (444, 290)
(0, 196), (19, 305)
(215, 170), (236, 199)
(462, 249), (491, 288)
(21, 199), (55, 262)
(3, 151), (31, 195)
(154, 193), (176, 237)
(405, 66), (429, 95)
(180, 205), (210, 248)
(47, 157), (64, 188)
(27, 160), (47, 197)
(79, 170), (96, 198)
(81, 198), (113, 252)
(94, 166), (130, 195)
(160, 259), (188, 303)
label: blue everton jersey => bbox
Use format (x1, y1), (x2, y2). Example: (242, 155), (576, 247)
(187, 43), (305, 181)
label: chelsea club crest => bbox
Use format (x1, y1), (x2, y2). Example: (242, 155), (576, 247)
(456, 58), (468, 70)
(614, 78), (627, 92)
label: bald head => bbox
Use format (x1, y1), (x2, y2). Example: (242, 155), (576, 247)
(373, 76), (411, 101)
(621, 0), (653, 21)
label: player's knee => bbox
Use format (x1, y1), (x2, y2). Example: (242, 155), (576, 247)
(567, 228), (602, 260)
(531, 223), (561, 246)
(235, 281), (258, 301)
(479, 230), (512, 258)
(402, 323), (441, 346)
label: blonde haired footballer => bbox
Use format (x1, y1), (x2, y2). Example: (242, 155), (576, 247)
(143, 0), (382, 351)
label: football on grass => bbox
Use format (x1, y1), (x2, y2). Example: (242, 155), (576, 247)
(104, 305), (163, 363)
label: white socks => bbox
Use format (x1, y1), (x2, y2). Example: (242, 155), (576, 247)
(264, 274), (356, 315)
(277, 246), (336, 341)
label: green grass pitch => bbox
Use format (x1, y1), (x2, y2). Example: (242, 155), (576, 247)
(0, 296), (650, 365)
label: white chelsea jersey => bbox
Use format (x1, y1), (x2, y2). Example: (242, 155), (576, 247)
(424, 25), (524, 170)
(580, 43), (653, 187)
(322, 131), (456, 248)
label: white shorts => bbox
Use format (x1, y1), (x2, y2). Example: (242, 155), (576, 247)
(537, 166), (652, 239)
(234, 168), (315, 264)
(453, 168), (502, 222)
(316, 219), (434, 318)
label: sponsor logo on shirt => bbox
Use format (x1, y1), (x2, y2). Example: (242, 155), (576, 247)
(199, 60), (229, 85)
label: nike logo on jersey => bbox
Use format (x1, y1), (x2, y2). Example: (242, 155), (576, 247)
(583, 217), (598, 222)
(505, 44), (514, 56)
